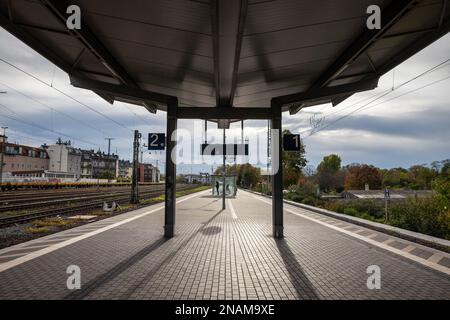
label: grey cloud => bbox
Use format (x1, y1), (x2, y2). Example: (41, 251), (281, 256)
(313, 106), (450, 140)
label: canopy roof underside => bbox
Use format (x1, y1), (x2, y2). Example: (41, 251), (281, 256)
(1, 0), (449, 125)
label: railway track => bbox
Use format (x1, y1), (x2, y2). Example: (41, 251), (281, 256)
(0, 184), (163, 202)
(0, 186), (167, 211)
(0, 185), (196, 228)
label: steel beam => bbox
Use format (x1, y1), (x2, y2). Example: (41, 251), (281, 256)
(332, 94), (353, 107)
(164, 102), (177, 238)
(270, 106), (283, 238)
(70, 76), (178, 106)
(177, 106), (272, 120)
(40, 0), (160, 110)
(40, 0), (137, 86)
(217, 119), (231, 129)
(288, 103), (305, 115)
(271, 78), (379, 108)
(211, 0), (248, 108)
(279, 0), (417, 113)
(0, 11), (114, 105)
(310, 0), (417, 89)
(373, 16), (450, 77)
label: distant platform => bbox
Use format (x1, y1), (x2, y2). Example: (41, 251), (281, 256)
(0, 189), (448, 300)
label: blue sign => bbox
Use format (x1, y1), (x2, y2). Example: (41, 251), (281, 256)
(148, 133), (165, 150)
(283, 134), (301, 151)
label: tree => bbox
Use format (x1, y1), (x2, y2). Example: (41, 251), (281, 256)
(318, 154), (341, 172)
(381, 167), (411, 189)
(316, 154), (343, 192)
(432, 160), (450, 206)
(214, 163), (261, 189)
(214, 164), (236, 176)
(344, 164), (382, 190)
(238, 163), (261, 188)
(441, 161), (450, 177)
(408, 165), (437, 190)
(282, 129), (307, 187)
(431, 159), (450, 175)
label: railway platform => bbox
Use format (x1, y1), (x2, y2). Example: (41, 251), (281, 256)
(0, 189), (449, 300)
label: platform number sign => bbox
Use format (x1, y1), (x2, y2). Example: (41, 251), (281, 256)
(283, 134), (301, 151)
(148, 133), (165, 150)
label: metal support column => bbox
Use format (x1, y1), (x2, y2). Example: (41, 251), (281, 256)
(271, 107), (283, 238)
(222, 128), (226, 210)
(164, 102), (177, 238)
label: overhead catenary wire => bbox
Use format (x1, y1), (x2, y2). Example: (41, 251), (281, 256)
(299, 58), (450, 136)
(0, 102), (100, 147)
(304, 74), (450, 138)
(0, 111), (100, 147)
(0, 57), (133, 132)
(2, 128), (53, 146)
(317, 60), (450, 121)
(0, 80), (109, 137)
(347, 74), (450, 115)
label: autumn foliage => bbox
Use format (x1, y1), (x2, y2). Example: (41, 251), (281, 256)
(344, 164), (382, 190)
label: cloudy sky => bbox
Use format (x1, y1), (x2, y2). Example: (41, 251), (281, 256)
(0, 27), (449, 174)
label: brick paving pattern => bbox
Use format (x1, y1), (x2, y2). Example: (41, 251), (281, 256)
(0, 189), (448, 300)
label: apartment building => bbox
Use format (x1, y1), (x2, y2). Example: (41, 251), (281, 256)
(0, 134), (49, 175)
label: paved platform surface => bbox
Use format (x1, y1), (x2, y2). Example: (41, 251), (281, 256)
(0, 189), (449, 300)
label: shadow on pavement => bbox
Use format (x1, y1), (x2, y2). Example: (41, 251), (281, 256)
(117, 209), (225, 298)
(275, 238), (320, 299)
(65, 208), (225, 299)
(65, 237), (168, 300)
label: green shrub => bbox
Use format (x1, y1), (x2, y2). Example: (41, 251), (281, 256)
(343, 207), (358, 216)
(322, 199), (383, 219)
(432, 177), (450, 204)
(302, 196), (316, 205)
(321, 201), (345, 213)
(290, 194), (304, 203)
(359, 212), (375, 221)
(348, 200), (384, 219)
(389, 196), (449, 240)
(295, 181), (317, 197)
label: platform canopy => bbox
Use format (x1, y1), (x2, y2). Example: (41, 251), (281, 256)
(1, 0), (449, 126)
